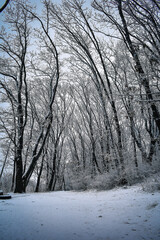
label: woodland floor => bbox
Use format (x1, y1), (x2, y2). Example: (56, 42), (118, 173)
(0, 185), (160, 240)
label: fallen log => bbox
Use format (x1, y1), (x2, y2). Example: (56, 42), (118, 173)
(0, 194), (12, 199)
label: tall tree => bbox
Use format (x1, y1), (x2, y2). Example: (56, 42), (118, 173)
(48, 0), (125, 171)
(92, 0), (160, 133)
(0, 0), (60, 192)
(0, 0), (31, 192)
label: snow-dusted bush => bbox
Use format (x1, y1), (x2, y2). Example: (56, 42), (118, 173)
(66, 172), (92, 191)
(0, 172), (12, 192)
(141, 173), (160, 193)
(65, 163), (160, 191)
(66, 169), (128, 191)
(26, 179), (37, 192)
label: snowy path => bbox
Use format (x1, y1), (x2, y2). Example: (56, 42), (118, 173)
(0, 186), (160, 240)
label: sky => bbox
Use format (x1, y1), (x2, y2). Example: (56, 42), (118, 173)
(0, 0), (92, 29)
(0, 0), (92, 13)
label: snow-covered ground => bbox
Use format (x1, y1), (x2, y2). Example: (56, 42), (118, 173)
(0, 185), (160, 240)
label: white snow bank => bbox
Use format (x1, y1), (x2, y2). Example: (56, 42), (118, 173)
(0, 186), (160, 240)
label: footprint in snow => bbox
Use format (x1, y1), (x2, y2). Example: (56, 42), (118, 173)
(124, 221), (130, 224)
(132, 229), (136, 231)
(146, 202), (158, 210)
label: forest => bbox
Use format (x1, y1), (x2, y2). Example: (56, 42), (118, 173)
(0, 0), (160, 193)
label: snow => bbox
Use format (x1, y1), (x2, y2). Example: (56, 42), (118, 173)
(0, 186), (160, 240)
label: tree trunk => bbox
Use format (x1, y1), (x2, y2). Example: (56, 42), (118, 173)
(14, 102), (24, 193)
(117, 0), (160, 133)
(35, 156), (44, 192)
(47, 148), (57, 191)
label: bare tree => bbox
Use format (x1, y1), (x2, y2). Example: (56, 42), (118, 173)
(0, 0), (60, 192)
(92, 0), (160, 133)
(0, 1), (32, 192)
(47, 0), (125, 171)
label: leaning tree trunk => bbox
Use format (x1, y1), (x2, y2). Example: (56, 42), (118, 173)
(117, 0), (160, 133)
(35, 155), (44, 192)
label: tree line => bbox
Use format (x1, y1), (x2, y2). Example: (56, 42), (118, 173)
(0, 0), (160, 193)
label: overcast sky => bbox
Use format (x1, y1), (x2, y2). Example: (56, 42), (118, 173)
(0, 0), (92, 13)
(0, 0), (92, 29)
